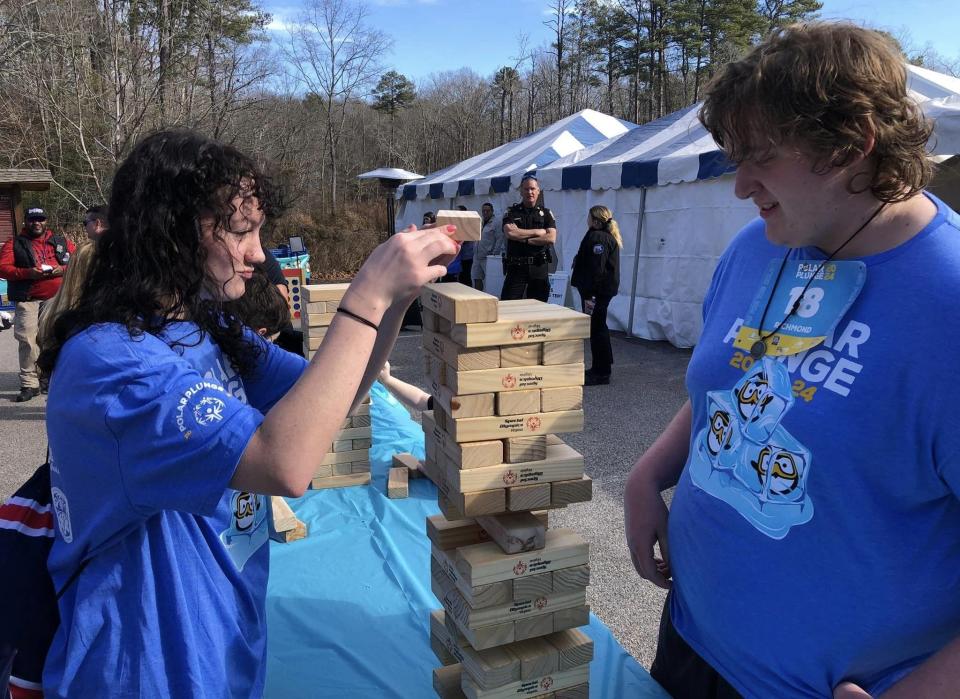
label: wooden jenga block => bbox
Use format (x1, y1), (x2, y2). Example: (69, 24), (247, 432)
(443, 488), (507, 518)
(350, 461), (371, 474)
(448, 410), (584, 443)
(270, 496), (298, 533)
(333, 462), (354, 475)
(509, 637), (559, 680)
(508, 482), (552, 511)
(462, 664), (590, 699)
(454, 529), (589, 588)
(546, 628), (594, 671)
(335, 425), (372, 441)
(303, 283), (351, 303)
(352, 438), (371, 450)
(333, 439), (352, 452)
(542, 340), (584, 365)
(435, 209), (482, 241)
(271, 519), (308, 543)
(433, 664), (468, 699)
(421, 306), (440, 332)
(310, 472), (371, 489)
(314, 463), (333, 479)
(306, 312), (337, 328)
(432, 637), (458, 667)
(387, 467), (409, 499)
(445, 363), (584, 396)
(321, 448), (369, 466)
(433, 547), (513, 608)
(351, 413), (371, 428)
(421, 283), (498, 324)
(430, 609), (469, 664)
(434, 386), (496, 419)
(433, 615), (519, 690)
(422, 411), (504, 469)
(449, 441), (582, 492)
(438, 316), (453, 335)
(309, 301), (326, 314)
(552, 605), (591, 633)
(450, 304), (589, 348)
(552, 565), (590, 593)
(540, 386), (583, 413)
(428, 515), (491, 550)
(443, 580), (585, 631)
(550, 476), (593, 506)
(306, 334), (324, 351)
(444, 607), (515, 652)
(475, 512), (546, 554)
(424, 329), (500, 371)
(393, 452), (423, 478)
(513, 571), (553, 600)
(499, 343), (541, 367)
(554, 684), (590, 699)
(326, 298), (340, 312)
(504, 436), (548, 463)
(496, 390), (542, 417)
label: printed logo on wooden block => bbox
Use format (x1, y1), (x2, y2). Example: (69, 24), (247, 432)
(502, 470), (517, 486)
(535, 596), (548, 610)
(514, 560), (527, 576)
(512, 324), (526, 341)
(526, 416), (542, 431)
(541, 676), (554, 691)
(501, 374), (517, 389)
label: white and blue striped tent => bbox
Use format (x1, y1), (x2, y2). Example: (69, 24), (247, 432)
(396, 109), (636, 231)
(538, 64), (960, 347)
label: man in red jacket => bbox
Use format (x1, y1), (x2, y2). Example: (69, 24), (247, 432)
(0, 207), (75, 402)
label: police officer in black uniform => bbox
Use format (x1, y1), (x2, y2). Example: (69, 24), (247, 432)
(500, 174), (557, 302)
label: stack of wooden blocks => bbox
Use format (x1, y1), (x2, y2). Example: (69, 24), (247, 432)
(419, 283), (594, 699)
(302, 283), (373, 491)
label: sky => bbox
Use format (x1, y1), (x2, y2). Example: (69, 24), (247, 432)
(262, 0), (959, 84)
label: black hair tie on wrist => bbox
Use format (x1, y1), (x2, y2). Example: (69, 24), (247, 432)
(337, 306), (379, 332)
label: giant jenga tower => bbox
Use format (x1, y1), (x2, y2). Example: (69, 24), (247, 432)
(419, 283), (594, 699)
(301, 283), (372, 490)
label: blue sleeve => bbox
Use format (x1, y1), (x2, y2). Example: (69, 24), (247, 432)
(103, 339), (266, 517)
(702, 252), (728, 325)
(241, 332), (309, 413)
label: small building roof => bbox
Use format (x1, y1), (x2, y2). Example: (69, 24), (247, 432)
(0, 169), (53, 190)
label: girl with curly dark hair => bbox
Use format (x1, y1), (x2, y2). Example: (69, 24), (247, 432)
(38, 129), (457, 697)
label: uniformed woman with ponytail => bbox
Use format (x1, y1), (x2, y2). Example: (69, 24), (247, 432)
(571, 205), (621, 386)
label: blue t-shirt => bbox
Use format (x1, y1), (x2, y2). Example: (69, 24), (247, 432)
(43, 322), (307, 698)
(670, 193), (960, 698)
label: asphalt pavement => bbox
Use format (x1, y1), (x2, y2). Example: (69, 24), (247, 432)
(0, 322), (691, 668)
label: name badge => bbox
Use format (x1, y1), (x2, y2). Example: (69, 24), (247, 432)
(733, 258), (866, 357)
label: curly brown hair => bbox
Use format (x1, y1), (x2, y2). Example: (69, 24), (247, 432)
(699, 22), (933, 202)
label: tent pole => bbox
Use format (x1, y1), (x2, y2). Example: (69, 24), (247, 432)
(626, 187), (647, 339)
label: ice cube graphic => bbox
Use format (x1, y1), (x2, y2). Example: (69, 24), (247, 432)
(732, 357), (794, 442)
(733, 427), (811, 504)
(701, 391), (742, 471)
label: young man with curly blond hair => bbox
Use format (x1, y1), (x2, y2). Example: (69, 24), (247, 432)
(626, 23), (960, 698)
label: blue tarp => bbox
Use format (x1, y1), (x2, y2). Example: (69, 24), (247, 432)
(265, 383), (669, 698)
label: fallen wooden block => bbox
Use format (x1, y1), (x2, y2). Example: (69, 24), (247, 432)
(310, 472), (371, 490)
(445, 363), (584, 396)
(393, 452), (424, 478)
(270, 519), (307, 543)
(496, 389), (542, 417)
(423, 329), (500, 371)
(270, 496), (299, 533)
(540, 386), (583, 413)
(421, 282), (498, 324)
(446, 409), (584, 443)
(475, 512), (546, 554)
(499, 343), (541, 367)
(450, 305), (589, 348)
(436, 209), (482, 242)
(504, 435), (548, 463)
(387, 466), (409, 499)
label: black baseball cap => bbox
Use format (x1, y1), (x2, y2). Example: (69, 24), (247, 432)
(26, 207), (47, 220)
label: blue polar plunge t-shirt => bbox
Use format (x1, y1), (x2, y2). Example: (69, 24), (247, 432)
(43, 322), (307, 698)
(669, 194), (960, 698)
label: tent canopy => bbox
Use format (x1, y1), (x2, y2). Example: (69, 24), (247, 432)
(539, 64), (960, 194)
(401, 109), (635, 201)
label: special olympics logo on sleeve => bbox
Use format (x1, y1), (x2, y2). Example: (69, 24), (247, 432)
(194, 396), (226, 426)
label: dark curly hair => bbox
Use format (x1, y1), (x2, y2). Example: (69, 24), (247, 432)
(38, 129), (286, 377)
(699, 22), (933, 202)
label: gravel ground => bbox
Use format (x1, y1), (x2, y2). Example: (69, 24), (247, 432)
(0, 322), (691, 669)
